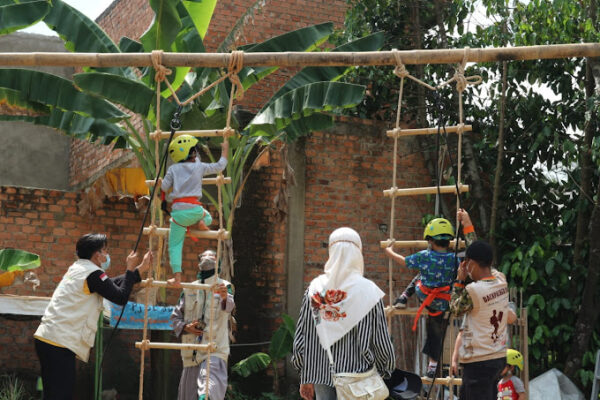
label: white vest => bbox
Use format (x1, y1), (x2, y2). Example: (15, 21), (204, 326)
(180, 275), (232, 367)
(459, 277), (509, 364)
(34, 259), (104, 362)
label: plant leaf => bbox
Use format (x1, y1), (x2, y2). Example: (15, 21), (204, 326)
(140, 0), (182, 52)
(269, 322), (294, 361)
(0, 0), (50, 35)
(246, 81), (365, 138)
(0, 249), (41, 272)
(74, 72), (155, 115)
(182, 0), (217, 39)
(0, 69), (128, 121)
(231, 352), (271, 377)
(237, 22), (334, 90)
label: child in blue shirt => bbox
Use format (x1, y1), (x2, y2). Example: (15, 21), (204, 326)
(384, 217), (458, 378)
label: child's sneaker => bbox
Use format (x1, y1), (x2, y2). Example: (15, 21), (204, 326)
(393, 294), (408, 309)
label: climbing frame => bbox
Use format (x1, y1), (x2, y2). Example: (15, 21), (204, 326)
(382, 48), (482, 399)
(134, 50), (245, 400)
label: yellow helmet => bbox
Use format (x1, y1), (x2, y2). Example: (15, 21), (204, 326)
(423, 218), (455, 240)
(168, 135), (198, 163)
(507, 349), (524, 370)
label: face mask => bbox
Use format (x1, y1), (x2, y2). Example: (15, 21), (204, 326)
(101, 253), (111, 271)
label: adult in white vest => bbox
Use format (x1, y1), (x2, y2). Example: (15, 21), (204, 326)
(34, 233), (152, 400)
(170, 249), (235, 400)
(450, 240), (509, 400)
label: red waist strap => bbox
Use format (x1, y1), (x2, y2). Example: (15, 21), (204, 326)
(412, 281), (451, 331)
(172, 197), (203, 206)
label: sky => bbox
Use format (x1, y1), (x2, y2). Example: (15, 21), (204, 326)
(20, 0), (115, 36)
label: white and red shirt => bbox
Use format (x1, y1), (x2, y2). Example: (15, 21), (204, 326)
(497, 375), (525, 400)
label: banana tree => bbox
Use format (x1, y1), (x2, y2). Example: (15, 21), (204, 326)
(0, 0), (384, 279)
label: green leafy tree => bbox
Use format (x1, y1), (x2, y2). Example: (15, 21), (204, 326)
(0, 0), (383, 280)
(232, 314), (295, 394)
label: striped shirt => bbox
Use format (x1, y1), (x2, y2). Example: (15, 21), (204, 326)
(291, 292), (395, 386)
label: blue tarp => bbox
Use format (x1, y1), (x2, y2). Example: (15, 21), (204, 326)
(108, 301), (174, 330)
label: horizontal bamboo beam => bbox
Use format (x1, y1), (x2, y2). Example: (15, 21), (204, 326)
(149, 128), (235, 140)
(387, 125), (472, 137)
(380, 239), (466, 249)
(421, 376), (463, 386)
(384, 185), (469, 197)
(143, 227), (230, 240)
(385, 306), (422, 316)
(135, 341), (216, 352)
(140, 279), (213, 290)
(145, 177), (231, 187)
(0, 44), (598, 68)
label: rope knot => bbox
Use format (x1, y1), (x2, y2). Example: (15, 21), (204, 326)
(140, 339), (150, 351)
(392, 50), (410, 79)
(228, 50), (245, 101)
(148, 224), (158, 236)
(215, 174), (226, 186)
(217, 228), (227, 240)
(151, 50), (172, 83)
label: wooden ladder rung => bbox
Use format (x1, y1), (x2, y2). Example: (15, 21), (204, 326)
(384, 184), (469, 197)
(386, 124), (472, 137)
(421, 376), (463, 386)
(140, 280), (213, 290)
(135, 341), (216, 352)
(384, 306), (423, 316)
(380, 239), (466, 249)
(145, 177), (231, 187)
(149, 128), (235, 140)
(143, 227), (230, 240)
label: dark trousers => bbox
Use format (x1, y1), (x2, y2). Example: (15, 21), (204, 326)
(422, 313), (445, 360)
(35, 338), (76, 400)
(459, 357), (505, 400)
(402, 274), (420, 296)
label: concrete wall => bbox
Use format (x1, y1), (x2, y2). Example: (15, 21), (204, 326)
(0, 33), (73, 190)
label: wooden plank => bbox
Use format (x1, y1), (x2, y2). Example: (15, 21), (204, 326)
(384, 185), (469, 197)
(421, 376), (463, 386)
(143, 227), (230, 240)
(387, 125), (472, 137)
(149, 128), (234, 140)
(135, 341), (216, 352)
(145, 177), (231, 187)
(140, 280), (213, 290)
(380, 239), (466, 249)
(0, 44), (599, 67)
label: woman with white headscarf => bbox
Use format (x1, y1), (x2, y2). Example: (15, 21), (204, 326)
(292, 227), (395, 400)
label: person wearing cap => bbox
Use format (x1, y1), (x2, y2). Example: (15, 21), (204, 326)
(160, 135), (229, 287)
(292, 227), (395, 400)
(497, 349), (526, 400)
(170, 249), (235, 400)
(450, 239), (509, 400)
(383, 209), (478, 378)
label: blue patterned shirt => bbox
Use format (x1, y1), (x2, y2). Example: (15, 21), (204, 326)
(405, 250), (458, 311)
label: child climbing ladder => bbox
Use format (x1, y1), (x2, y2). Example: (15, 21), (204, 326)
(161, 135), (229, 287)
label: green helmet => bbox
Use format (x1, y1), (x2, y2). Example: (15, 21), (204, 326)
(168, 135), (198, 163)
(507, 349), (524, 370)
(423, 218), (455, 240)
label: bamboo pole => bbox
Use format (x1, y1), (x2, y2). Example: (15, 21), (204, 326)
(145, 177), (231, 187)
(0, 43), (599, 68)
(135, 342), (217, 351)
(380, 239), (466, 249)
(421, 376), (463, 386)
(140, 279), (213, 290)
(149, 128), (235, 140)
(387, 124), (472, 137)
(383, 184), (469, 197)
(143, 227), (230, 239)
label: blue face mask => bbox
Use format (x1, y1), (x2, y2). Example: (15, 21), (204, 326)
(101, 254), (111, 271)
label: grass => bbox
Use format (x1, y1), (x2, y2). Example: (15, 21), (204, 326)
(0, 375), (31, 400)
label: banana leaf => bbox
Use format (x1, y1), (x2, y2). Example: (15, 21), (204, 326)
(246, 81), (365, 138)
(264, 32), (385, 107)
(74, 72), (155, 115)
(0, 87), (49, 114)
(0, 0), (50, 35)
(0, 69), (128, 121)
(119, 37), (144, 53)
(182, 0), (217, 38)
(237, 22), (334, 90)
(43, 0), (127, 76)
(140, 0), (182, 52)
(0, 249), (41, 272)
(269, 320), (295, 361)
(231, 352), (271, 378)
